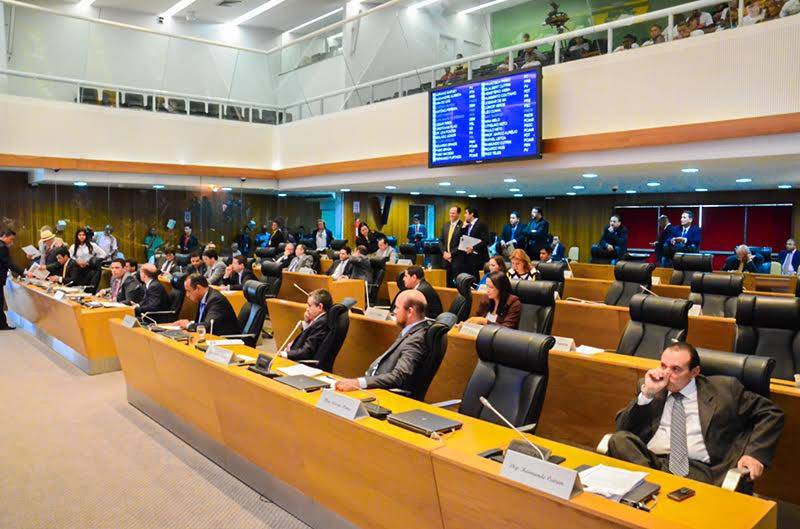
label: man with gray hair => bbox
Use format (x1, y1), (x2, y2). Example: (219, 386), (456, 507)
(278, 289), (333, 361)
(722, 244), (758, 273)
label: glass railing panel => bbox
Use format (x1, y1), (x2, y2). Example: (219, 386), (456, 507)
(160, 36), (239, 99)
(84, 22), (169, 90)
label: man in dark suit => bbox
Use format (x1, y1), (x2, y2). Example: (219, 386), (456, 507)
(407, 215), (428, 252)
(336, 289), (432, 392)
(652, 215), (674, 266)
(777, 238), (800, 275)
(498, 211), (525, 258)
(277, 289), (333, 361)
(134, 264), (169, 318)
(268, 220), (285, 249)
(608, 342), (784, 486)
(99, 258), (143, 304)
(174, 273), (239, 336)
(460, 207), (490, 281)
(156, 246), (177, 275)
(440, 206), (463, 286)
(347, 246), (373, 284)
(274, 243), (295, 269)
(186, 252), (206, 276)
(551, 236), (566, 262)
(525, 207), (550, 259)
(0, 229), (26, 330)
(391, 265), (443, 319)
(592, 214), (629, 262)
(663, 210), (701, 263)
(178, 225), (199, 254)
(222, 255), (255, 290)
(722, 245), (759, 273)
(47, 247), (81, 286)
(326, 246), (353, 280)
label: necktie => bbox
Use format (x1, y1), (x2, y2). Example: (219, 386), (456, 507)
(415, 225), (419, 235)
(198, 298), (207, 322)
(447, 223), (456, 249)
(111, 279), (121, 300)
(467, 222), (474, 236)
(668, 393), (690, 477)
(682, 228), (688, 238)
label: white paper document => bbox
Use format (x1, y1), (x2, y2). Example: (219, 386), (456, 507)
(30, 266), (50, 280)
(22, 245), (41, 259)
(578, 465), (648, 501)
(458, 235), (482, 252)
(576, 345), (605, 355)
(278, 364), (323, 377)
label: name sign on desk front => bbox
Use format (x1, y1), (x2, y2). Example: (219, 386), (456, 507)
(500, 449), (582, 500)
(316, 389), (369, 421)
(53, 290), (66, 301)
(204, 345), (235, 366)
(122, 315), (140, 328)
(364, 307), (391, 321)
(552, 336), (576, 352)
(460, 322), (483, 337)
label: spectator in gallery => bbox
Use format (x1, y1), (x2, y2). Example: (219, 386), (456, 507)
(254, 225), (270, 249)
(521, 48), (542, 68)
(179, 225), (199, 254)
(515, 32), (532, 64)
(641, 24), (666, 46)
(613, 34), (639, 52)
(567, 35), (592, 60)
(741, 1), (766, 25)
(144, 227), (163, 262)
(496, 55), (515, 72)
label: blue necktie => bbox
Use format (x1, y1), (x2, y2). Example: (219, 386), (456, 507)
(198, 299), (207, 322)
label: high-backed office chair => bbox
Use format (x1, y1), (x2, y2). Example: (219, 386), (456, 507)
(234, 281), (268, 347)
(734, 295), (800, 380)
(696, 348), (775, 398)
(155, 273), (187, 323)
(173, 253), (190, 271)
(670, 253), (714, 285)
(616, 294), (691, 359)
(398, 244), (417, 262)
(402, 312), (458, 401)
(567, 246), (580, 262)
(512, 279), (558, 334)
(330, 239), (348, 252)
(448, 273), (476, 322)
(258, 260), (284, 300)
(604, 261), (655, 307)
(458, 326), (554, 431)
(79, 87), (100, 104)
(688, 273), (743, 318)
(536, 262), (568, 296)
(256, 247), (278, 260)
(369, 257), (387, 304)
(424, 241), (444, 269)
(307, 303), (351, 372)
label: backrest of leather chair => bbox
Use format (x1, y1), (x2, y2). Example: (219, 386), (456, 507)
(536, 262), (567, 295)
(399, 244), (417, 259)
(449, 274), (476, 322)
(259, 260), (283, 296)
(407, 314), (457, 401)
(395, 271), (407, 291)
(254, 248), (271, 259)
(423, 241), (442, 255)
(242, 280), (267, 306)
(306, 250), (321, 273)
(734, 294), (800, 379)
(170, 273), (186, 290)
(237, 280), (267, 347)
(277, 243), (286, 253)
(461, 327), (554, 428)
(330, 239), (348, 251)
(617, 294), (691, 359)
(313, 303), (350, 372)
(689, 273), (743, 317)
(604, 261), (655, 306)
(513, 280), (558, 334)
(670, 253), (713, 285)
(696, 348), (775, 398)
(174, 253), (190, 267)
(160, 289), (185, 324)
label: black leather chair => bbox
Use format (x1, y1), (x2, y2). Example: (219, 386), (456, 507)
(734, 295), (800, 380)
(688, 273), (743, 318)
(174, 253), (190, 269)
(604, 261), (655, 307)
(330, 239), (348, 251)
(259, 260), (284, 300)
(670, 253), (714, 286)
(458, 326), (554, 431)
(424, 241), (444, 269)
(234, 281), (268, 347)
(254, 247), (271, 259)
(309, 303), (351, 372)
(536, 262), (568, 296)
(156, 273), (186, 323)
(306, 250), (321, 273)
(369, 257), (387, 304)
(511, 279), (558, 334)
(616, 294), (692, 359)
(398, 244), (418, 262)
(404, 312), (458, 401)
(696, 348), (775, 398)
(448, 273), (476, 323)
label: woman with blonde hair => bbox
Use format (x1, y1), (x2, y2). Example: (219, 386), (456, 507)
(508, 248), (534, 280)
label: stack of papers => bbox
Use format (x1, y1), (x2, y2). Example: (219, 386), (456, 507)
(576, 345), (604, 355)
(278, 364), (323, 377)
(22, 245), (41, 259)
(578, 465), (648, 501)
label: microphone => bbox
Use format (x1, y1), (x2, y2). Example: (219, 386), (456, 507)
(564, 297), (602, 305)
(639, 284), (659, 296)
(210, 319), (215, 337)
(277, 320), (305, 353)
(293, 283), (310, 297)
(479, 397), (546, 461)
(140, 310), (174, 327)
(364, 279), (371, 310)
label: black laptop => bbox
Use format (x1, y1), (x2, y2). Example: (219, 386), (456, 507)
(387, 410), (462, 437)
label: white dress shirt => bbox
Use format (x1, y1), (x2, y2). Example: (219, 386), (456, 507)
(357, 319), (427, 389)
(782, 250), (797, 274)
(69, 243), (106, 263)
(331, 260), (348, 280)
(638, 378), (711, 463)
(315, 231), (327, 250)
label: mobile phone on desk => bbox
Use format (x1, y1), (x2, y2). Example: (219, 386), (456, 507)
(667, 487), (695, 502)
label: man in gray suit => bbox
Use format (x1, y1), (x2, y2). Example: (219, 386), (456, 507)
(346, 245), (373, 284)
(99, 258), (143, 304)
(608, 342), (784, 486)
(336, 289), (432, 392)
(202, 249), (226, 286)
(286, 243), (314, 272)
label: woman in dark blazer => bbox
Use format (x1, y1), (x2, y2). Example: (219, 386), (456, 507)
(467, 271), (521, 329)
(355, 224), (379, 254)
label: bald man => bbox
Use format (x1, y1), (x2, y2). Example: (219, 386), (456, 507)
(336, 289), (432, 392)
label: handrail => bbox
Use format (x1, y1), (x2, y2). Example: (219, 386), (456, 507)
(0, 68), (281, 110)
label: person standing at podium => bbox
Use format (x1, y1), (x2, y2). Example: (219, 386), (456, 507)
(335, 289), (431, 392)
(0, 229), (26, 330)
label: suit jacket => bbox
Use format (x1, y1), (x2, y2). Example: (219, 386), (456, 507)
(597, 225), (629, 256)
(0, 240), (25, 284)
(669, 224), (702, 251)
(439, 220), (463, 256)
(111, 273), (144, 304)
(407, 223), (428, 242)
(178, 234), (198, 254)
(286, 314), (330, 361)
(551, 243), (565, 261)
(222, 269), (256, 290)
(500, 223), (525, 248)
(371, 247), (398, 264)
(204, 261), (227, 286)
(347, 255), (372, 283)
(462, 219), (490, 269)
(363, 320), (433, 390)
(615, 375), (784, 485)
(53, 258), (82, 286)
(268, 230), (285, 249)
(722, 255), (758, 273)
(355, 234), (379, 254)
(476, 294), (522, 329)
(135, 279), (169, 317)
(777, 249), (800, 273)
(326, 259), (352, 278)
(287, 254), (314, 272)
(157, 257), (177, 275)
(190, 288), (240, 336)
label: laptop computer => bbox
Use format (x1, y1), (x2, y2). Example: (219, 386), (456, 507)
(387, 409), (463, 437)
(274, 374), (330, 392)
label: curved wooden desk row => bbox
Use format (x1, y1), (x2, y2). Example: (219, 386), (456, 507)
(276, 271), (366, 309)
(3, 281), (133, 374)
(266, 298), (800, 505)
(109, 319), (776, 529)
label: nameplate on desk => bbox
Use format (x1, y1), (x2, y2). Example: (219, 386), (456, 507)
(500, 449), (582, 500)
(397, 259), (413, 266)
(688, 305), (702, 317)
(460, 322), (483, 337)
(651, 276), (661, 285)
(53, 290), (66, 301)
(364, 307), (391, 321)
(122, 315), (140, 328)
(316, 389), (368, 421)
(552, 336), (576, 352)
(206, 339), (245, 346)
(204, 345), (235, 366)
(563, 271), (573, 279)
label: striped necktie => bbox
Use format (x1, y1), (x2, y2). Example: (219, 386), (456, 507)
(668, 393), (690, 477)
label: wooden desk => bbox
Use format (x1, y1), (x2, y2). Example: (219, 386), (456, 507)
(570, 262), (615, 281)
(4, 280), (133, 374)
(379, 264), (446, 302)
(214, 288), (247, 315)
(651, 283), (691, 299)
(744, 273), (796, 294)
(277, 271), (366, 309)
(563, 277), (611, 303)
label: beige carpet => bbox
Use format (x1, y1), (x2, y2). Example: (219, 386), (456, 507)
(0, 330), (306, 529)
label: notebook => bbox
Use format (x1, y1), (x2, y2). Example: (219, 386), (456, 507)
(274, 375), (330, 392)
(387, 409), (462, 437)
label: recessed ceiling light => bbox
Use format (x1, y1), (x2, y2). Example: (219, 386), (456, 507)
(695, 188), (708, 192)
(277, 193), (287, 197)
(287, 6), (343, 33)
(503, 178), (517, 183)
(681, 168), (700, 173)
(230, 0), (289, 25)
(221, 187), (233, 191)
(625, 190), (637, 194)
(77, 0), (97, 8)
(778, 184), (792, 189)
(439, 182), (452, 187)
(646, 182), (661, 187)
(74, 181), (88, 187)
(152, 184), (165, 190)
(456, 190), (467, 194)
(410, 0), (443, 9)
(410, 191), (421, 195)
(566, 192), (577, 196)
(159, 0), (197, 18)
(468, 194), (477, 198)
(582, 173), (598, 178)
(509, 188), (520, 192)
(513, 193), (523, 197)
(385, 185), (397, 190)
(736, 178), (752, 183)
(460, 0), (515, 15)
(572, 185), (585, 190)
(339, 188), (351, 192)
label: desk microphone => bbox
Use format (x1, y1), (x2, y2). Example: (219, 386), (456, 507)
(639, 284), (659, 296)
(278, 320), (305, 352)
(293, 283), (310, 297)
(210, 319), (215, 337)
(479, 396), (546, 461)
(140, 310), (174, 327)
(364, 279), (371, 310)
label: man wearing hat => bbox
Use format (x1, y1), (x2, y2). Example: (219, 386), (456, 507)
(34, 226), (65, 275)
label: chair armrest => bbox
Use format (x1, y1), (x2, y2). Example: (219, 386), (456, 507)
(265, 294), (277, 299)
(596, 433), (613, 455)
(388, 388), (411, 396)
(296, 360), (319, 365)
(431, 399), (462, 408)
(518, 423), (537, 434)
(721, 468), (750, 491)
